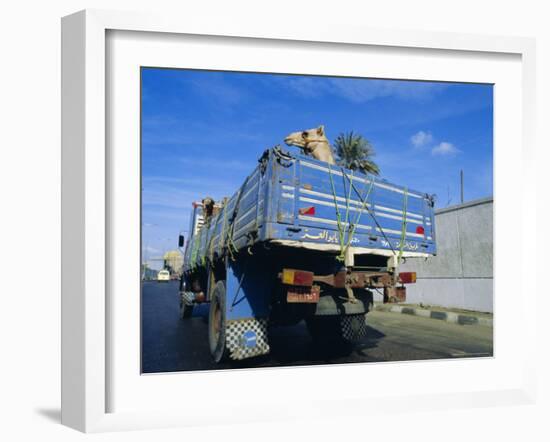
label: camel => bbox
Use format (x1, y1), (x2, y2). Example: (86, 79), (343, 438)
(201, 196), (215, 224)
(284, 125), (336, 164)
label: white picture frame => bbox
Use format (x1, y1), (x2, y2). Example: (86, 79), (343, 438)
(61, 9), (537, 433)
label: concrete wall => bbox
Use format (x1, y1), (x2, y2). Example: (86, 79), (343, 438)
(392, 197), (493, 313)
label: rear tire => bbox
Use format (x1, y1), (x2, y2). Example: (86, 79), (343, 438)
(179, 277), (194, 319)
(208, 280), (228, 363)
(306, 314), (367, 342)
(306, 316), (345, 343)
(180, 301), (194, 319)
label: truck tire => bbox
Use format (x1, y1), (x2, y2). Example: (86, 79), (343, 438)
(306, 316), (345, 343)
(306, 314), (367, 343)
(179, 278), (194, 319)
(208, 280), (228, 363)
(179, 300), (194, 319)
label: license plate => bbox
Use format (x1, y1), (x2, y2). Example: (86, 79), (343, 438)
(287, 285), (320, 303)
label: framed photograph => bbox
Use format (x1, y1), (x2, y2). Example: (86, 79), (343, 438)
(61, 9), (537, 432)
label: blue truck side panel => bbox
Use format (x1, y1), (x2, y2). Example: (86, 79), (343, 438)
(183, 147), (436, 273)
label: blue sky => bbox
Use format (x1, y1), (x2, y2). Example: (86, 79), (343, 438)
(141, 68), (493, 265)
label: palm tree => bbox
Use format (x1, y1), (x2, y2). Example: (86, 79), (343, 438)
(333, 131), (380, 176)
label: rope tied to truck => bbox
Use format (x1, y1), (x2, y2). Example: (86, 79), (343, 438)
(201, 213), (215, 267)
(326, 164), (348, 262)
(222, 203), (239, 261)
(190, 227), (202, 270)
(397, 186), (409, 264)
(327, 165), (375, 262)
(345, 177), (399, 257)
(344, 172), (375, 251)
(222, 173), (253, 261)
(205, 204), (224, 266)
(342, 169), (355, 242)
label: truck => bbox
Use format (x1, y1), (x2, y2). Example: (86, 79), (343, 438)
(179, 145), (436, 362)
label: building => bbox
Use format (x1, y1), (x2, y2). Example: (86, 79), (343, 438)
(396, 197), (493, 313)
(163, 250), (183, 275)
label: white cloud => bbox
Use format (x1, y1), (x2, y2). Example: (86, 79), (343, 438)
(410, 130), (433, 148)
(284, 77), (329, 98)
(431, 142), (460, 156)
(328, 79), (446, 103)
(277, 77), (447, 103)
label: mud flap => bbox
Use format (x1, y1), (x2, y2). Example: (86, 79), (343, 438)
(226, 318), (270, 360)
(340, 314), (368, 341)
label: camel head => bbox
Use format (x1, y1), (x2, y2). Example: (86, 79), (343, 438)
(284, 125), (335, 164)
(284, 125), (327, 149)
(201, 196), (215, 219)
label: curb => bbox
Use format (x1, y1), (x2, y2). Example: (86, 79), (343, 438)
(374, 304), (493, 327)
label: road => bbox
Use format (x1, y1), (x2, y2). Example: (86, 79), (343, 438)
(141, 281), (493, 373)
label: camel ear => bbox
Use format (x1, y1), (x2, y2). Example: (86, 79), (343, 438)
(317, 125), (325, 136)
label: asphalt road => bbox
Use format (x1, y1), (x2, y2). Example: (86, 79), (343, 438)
(141, 281), (493, 373)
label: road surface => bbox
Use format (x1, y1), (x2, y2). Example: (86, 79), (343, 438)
(141, 281), (493, 373)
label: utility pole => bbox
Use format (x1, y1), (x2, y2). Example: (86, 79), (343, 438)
(460, 169), (464, 204)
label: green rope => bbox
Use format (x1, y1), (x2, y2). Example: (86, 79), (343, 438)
(190, 227), (201, 270)
(221, 199), (239, 261)
(344, 174), (375, 251)
(340, 169), (355, 261)
(327, 164), (347, 262)
(219, 198), (228, 250)
(205, 207), (223, 265)
(397, 187), (409, 263)
(342, 169), (354, 231)
(347, 179), (397, 257)
(226, 226), (239, 261)
(200, 229), (208, 266)
(201, 217), (213, 266)
(223, 174), (253, 261)
(327, 165), (378, 262)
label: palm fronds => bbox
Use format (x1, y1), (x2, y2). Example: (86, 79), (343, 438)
(333, 131), (380, 176)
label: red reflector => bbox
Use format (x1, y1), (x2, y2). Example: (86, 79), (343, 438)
(416, 226), (425, 235)
(299, 206), (315, 216)
(281, 269), (314, 286)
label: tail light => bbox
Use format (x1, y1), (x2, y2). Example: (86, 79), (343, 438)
(416, 226), (425, 235)
(281, 269), (314, 286)
(399, 272), (417, 284)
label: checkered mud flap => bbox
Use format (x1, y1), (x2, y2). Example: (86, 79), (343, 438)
(226, 318), (270, 360)
(340, 314), (368, 341)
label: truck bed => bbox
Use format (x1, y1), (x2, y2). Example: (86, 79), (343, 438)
(184, 147), (436, 270)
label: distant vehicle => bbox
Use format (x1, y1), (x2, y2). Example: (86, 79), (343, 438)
(157, 269), (170, 282)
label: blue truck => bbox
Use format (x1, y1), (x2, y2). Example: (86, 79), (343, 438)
(179, 146), (436, 362)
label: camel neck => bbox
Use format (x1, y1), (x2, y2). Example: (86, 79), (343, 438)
(306, 139), (329, 152)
